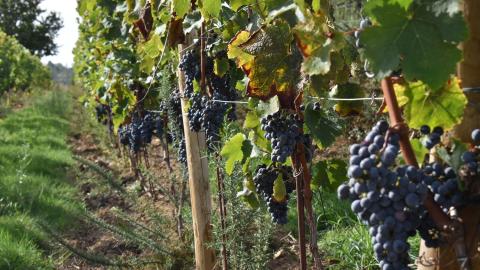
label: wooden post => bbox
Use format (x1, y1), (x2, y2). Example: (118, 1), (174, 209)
(418, 1), (480, 269)
(177, 42), (216, 270)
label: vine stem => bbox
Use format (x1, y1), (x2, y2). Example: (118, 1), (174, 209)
(291, 92), (324, 270)
(293, 157), (307, 270)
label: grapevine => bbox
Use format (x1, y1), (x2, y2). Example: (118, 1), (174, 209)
(72, 0), (475, 269)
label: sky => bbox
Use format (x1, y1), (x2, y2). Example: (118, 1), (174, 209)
(40, 0), (79, 67)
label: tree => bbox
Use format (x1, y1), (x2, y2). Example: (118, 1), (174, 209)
(0, 0), (63, 57)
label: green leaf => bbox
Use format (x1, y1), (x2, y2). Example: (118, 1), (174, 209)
(200, 0), (221, 19)
(361, 1), (467, 89)
(229, 0), (256, 11)
(394, 78), (467, 130)
(304, 105), (342, 148)
(244, 176), (256, 192)
(244, 111), (261, 129)
(172, 0), (190, 18)
(214, 58), (229, 77)
(221, 133), (252, 175)
(137, 33), (164, 73)
(273, 173), (287, 202)
(311, 159), (347, 191)
(410, 138), (429, 165)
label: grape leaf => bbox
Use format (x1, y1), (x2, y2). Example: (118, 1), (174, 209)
(394, 78), (467, 130)
(304, 104), (342, 148)
(214, 58), (229, 77)
(273, 173), (287, 202)
(244, 111), (260, 129)
(329, 83), (365, 116)
(200, 0), (221, 19)
(229, 0), (256, 11)
(172, 0), (190, 18)
(221, 133), (252, 175)
(311, 159), (347, 191)
(227, 31), (254, 66)
(361, 0), (467, 89)
(293, 12), (346, 76)
(137, 32), (164, 73)
(228, 20), (302, 100)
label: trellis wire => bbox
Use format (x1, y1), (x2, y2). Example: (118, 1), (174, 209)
(145, 96), (384, 114)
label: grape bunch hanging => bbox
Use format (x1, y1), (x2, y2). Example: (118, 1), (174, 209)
(118, 112), (164, 153)
(253, 164), (295, 224)
(167, 89), (187, 164)
(179, 48), (237, 148)
(260, 111), (313, 163)
(338, 120), (430, 270)
(416, 128), (480, 248)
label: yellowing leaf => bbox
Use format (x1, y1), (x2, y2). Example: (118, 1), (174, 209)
(272, 173), (287, 202)
(228, 20), (301, 100)
(395, 78), (466, 130)
(227, 31), (254, 66)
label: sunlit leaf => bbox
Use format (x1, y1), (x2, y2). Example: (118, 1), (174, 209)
(394, 78), (466, 130)
(221, 133), (252, 175)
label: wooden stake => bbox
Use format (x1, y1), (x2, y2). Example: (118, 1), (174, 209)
(178, 42), (216, 270)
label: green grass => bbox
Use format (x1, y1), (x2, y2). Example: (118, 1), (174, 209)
(0, 90), (84, 269)
(306, 190), (420, 270)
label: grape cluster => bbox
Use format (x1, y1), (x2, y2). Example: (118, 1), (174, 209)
(419, 125), (443, 149)
(415, 128), (480, 248)
(117, 112), (164, 153)
(179, 49), (201, 98)
(179, 49), (236, 148)
(167, 90), (187, 165)
(338, 120), (429, 270)
(261, 111), (303, 163)
(421, 163), (464, 213)
(457, 128), (480, 185)
(253, 165), (295, 224)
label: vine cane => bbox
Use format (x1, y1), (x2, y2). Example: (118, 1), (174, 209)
(380, 77), (471, 270)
